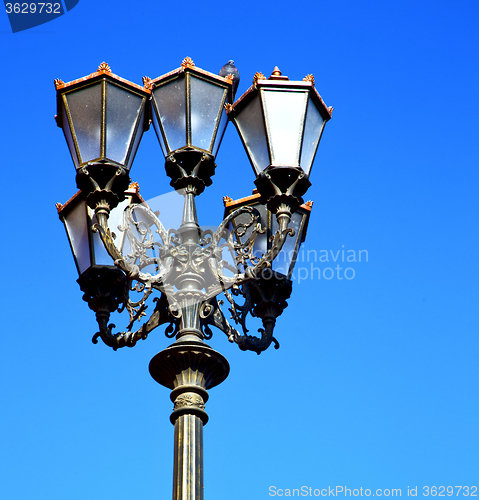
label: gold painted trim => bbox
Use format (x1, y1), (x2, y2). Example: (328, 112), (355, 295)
(97, 62), (111, 73)
(181, 56), (195, 69)
(303, 74), (315, 85)
(61, 93), (82, 166)
(142, 76), (153, 90)
(253, 72), (266, 87)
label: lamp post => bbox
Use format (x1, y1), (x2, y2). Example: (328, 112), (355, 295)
(55, 58), (331, 500)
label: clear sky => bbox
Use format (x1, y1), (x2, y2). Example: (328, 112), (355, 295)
(1, 1), (478, 499)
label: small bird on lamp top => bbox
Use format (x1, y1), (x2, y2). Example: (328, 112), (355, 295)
(219, 60), (240, 97)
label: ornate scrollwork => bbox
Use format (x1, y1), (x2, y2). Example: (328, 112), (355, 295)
(221, 272), (292, 354)
(92, 292), (179, 350)
(87, 181), (296, 352)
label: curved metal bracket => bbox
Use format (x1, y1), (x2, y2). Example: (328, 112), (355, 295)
(92, 292), (178, 350)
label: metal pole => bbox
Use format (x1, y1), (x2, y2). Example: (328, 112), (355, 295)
(150, 342), (229, 500)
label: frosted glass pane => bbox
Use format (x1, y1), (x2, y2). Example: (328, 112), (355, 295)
(153, 78), (186, 152)
(235, 94), (270, 174)
(66, 83), (102, 163)
(272, 210), (303, 278)
(300, 97), (325, 175)
(125, 100), (145, 169)
(151, 101), (168, 156)
(106, 83), (143, 166)
(89, 198), (136, 266)
(212, 106), (228, 157)
(262, 90), (307, 167)
(64, 200), (91, 274)
(61, 99), (78, 168)
(190, 76), (226, 152)
(91, 211), (113, 266)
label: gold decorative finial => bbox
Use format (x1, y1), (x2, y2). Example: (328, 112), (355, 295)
(304, 200), (313, 208)
(253, 72), (266, 86)
(223, 196), (233, 205)
(224, 103), (233, 113)
(142, 76), (153, 90)
(328, 106), (334, 115)
(56, 202), (63, 213)
(98, 62), (111, 73)
(268, 67), (289, 81)
(181, 57), (195, 69)
(54, 78), (64, 88)
(303, 74), (315, 85)
(129, 181), (140, 191)
(224, 74), (234, 83)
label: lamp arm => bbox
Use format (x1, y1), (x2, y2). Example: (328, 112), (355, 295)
(232, 315), (279, 355)
(92, 292), (178, 350)
(222, 283), (281, 354)
(93, 203), (174, 288)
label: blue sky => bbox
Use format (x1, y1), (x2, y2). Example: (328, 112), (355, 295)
(1, 0), (478, 498)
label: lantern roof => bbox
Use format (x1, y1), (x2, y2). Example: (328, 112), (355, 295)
(149, 57), (233, 96)
(228, 67), (333, 121)
(54, 62), (149, 93)
(54, 62), (151, 130)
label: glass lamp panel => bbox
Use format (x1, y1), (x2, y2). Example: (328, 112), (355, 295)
(151, 102), (168, 156)
(271, 210), (305, 279)
(234, 94), (270, 174)
(89, 197), (131, 267)
(63, 199), (91, 275)
(90, 212), (113, 266)
(300, 96), (326, 175)
(61, 99), (79, 168)
(152, 77), (186, 153)
(65, 83), (102, 164)
(106, 83), (144, 167)
(212, 106), (228, 157)
(190, 75), (227, 153)
(262, 89), (307, 167)
(124, 98), (145, 169)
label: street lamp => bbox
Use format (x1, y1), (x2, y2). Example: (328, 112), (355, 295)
(55, 62), (150, 213)
(223, 191), (313, 353)
(227, 67), (332, 217)
(55, 58), (331, 500)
